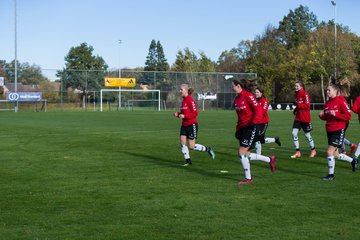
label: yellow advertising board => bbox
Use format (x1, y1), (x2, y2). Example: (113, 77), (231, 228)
(104, 78), (136, 87)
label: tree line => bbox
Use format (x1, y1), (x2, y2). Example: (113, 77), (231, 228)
(1, 5), (359, 102)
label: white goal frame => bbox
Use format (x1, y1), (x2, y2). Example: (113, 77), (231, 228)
(100, 89), (161, 112)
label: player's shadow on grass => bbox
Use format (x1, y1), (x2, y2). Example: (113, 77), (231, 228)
(120, 150), (240, 181)
(214, 147), (323, 178)
(253, 156), (353, 178)
(292, 154), (353, 171)
(216, 146), (354, 177)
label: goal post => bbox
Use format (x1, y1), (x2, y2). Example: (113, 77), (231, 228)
(100, 89), (161, 112)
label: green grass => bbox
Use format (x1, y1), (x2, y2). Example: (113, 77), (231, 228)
(0, 110), (360, 239)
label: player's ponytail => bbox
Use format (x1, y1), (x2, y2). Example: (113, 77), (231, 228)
(188, 88), (194, 95)
(232, 78), (257, 92)
(330, 76), (351, 97)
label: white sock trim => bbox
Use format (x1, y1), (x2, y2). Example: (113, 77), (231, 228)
(194, 143), (206, 152)
(181, 144), (190, 159)
(240, 155), (251, 179)
(249, 153), (270, 163)
(328, 156), (335, 175)
(305, 132), (315, 149)
(265, 138), (275, 143)
(337, 153), (353, 163)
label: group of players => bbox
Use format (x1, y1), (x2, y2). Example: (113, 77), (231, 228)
(173, 77), (360, 184)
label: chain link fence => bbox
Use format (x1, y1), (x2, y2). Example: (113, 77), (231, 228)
(0, 68), (259, 111)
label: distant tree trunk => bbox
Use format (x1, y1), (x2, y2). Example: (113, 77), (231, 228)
(321, 74), (326, 103)
(272, 79), (275, 104)
(82, 94), (86, 109)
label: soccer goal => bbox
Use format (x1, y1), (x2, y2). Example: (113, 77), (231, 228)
(100, 89), (161, 112)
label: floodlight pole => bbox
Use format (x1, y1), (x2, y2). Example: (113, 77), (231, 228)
(331, 0), (337, 78)
(60, 77), (63, 111)
(118, 40), (122, 110)
(118, 40), (122, 78)
(14, 0), (18, 112)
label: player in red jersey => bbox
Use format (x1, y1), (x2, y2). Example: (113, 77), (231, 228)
(173, 84), (215, 166)
(352, 96), (360, 123)
(319, 77), (355, 180)
(291, 81), (316, 158)
(232, 78), (276, 185)
(339, 84), (357, 155)
(351, 96), (360, 161)
(253, 86), (281, 155)
(340, 121), (357, 156)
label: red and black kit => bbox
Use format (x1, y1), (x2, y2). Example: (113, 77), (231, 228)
(234, 90), (261, 148)
(177, 95), (199, 139)
(352, 96), (360, 122)
(320, 96), (352, 147)
(256, 96), (269, 143)
(294, 88), (311, 123)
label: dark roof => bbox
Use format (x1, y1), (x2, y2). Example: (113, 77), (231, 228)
(5, 82), (60, 92)
(5, 83), (40, 92)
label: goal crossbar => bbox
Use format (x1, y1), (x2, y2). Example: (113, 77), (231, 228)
(100, 89), (161, 112)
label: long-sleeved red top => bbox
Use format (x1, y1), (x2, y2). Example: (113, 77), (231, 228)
(352, 96), (360, 121)
(319, 95), (352, 132)
(178, 95), (198, 126)
(234, 89), (262, 131)
(256, 96), (269, 124)
(295, 88), (311, 123)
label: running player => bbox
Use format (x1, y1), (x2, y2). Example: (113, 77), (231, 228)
(351, 96), (360, 161)
(338, 86), (357, 157)
(352, 96), (360, 123)
(232, 78), (276, 185)
(319, 77), (356, 180)
(253, 86), (281, 155)
(340, 91), (357, 155)
(291, 81), (316, 158)
(173, 84), (215, 166)
(340, 132), (357, 156)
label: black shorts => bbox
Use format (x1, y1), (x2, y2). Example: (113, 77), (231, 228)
(327, 129), (345, 148)
(293, 121), (313, 133)
(256, 123), (268, 144)
(235, 125), (257, 148)
(180, 124), (198, 140)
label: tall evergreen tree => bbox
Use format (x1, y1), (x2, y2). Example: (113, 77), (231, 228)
(144, 40), (157, 71)
(156, 41), (169, 71)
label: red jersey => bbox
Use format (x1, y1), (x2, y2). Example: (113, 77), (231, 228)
(256, 96), (269, 124)
(178, 95), (198, 126)
(352, 96), (360, 121)
(234, 89), (262, 130)
(319, 96), (351, 132)
(295, 88), (311, 123)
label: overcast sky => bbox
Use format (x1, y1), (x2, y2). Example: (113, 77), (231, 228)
(0, 0), (359, 79)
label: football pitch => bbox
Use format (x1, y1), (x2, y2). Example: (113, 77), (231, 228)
(0, 110), (360, 239)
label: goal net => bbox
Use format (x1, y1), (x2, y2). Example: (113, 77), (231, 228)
(100, 89), (161, 112)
